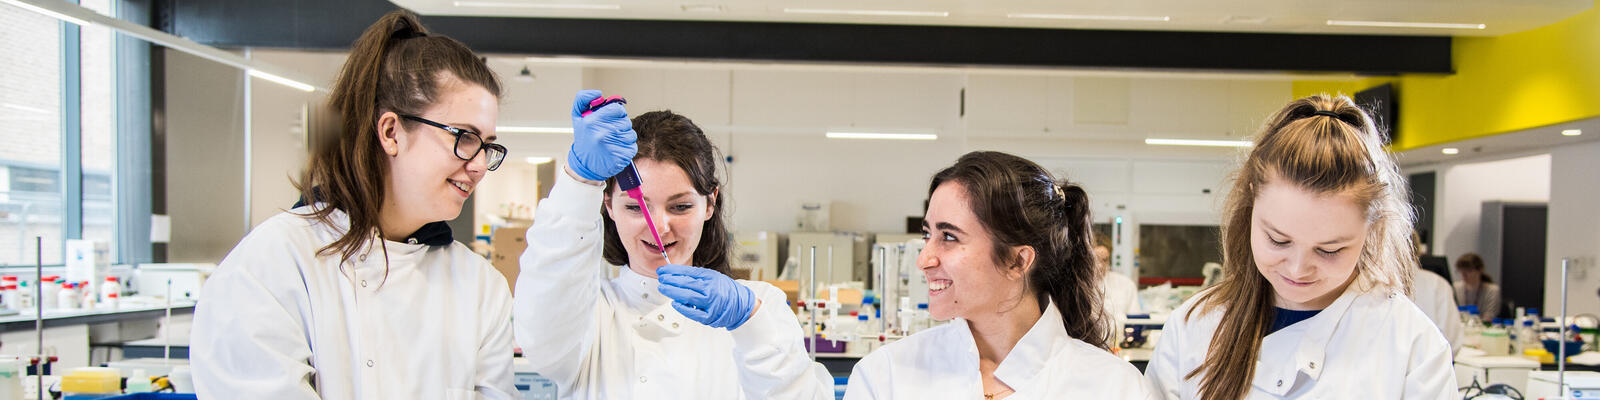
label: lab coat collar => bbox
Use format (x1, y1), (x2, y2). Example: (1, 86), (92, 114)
(615, 266), (670, 313)
(290, 196), (455, 246)
(293, 204), (431, 269)
(1251, 285), (1369, 395)
(991, 300), (1070, 388)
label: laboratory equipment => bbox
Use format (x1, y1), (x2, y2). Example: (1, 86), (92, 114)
(732, 232), (782, 281)
(1526, 370), (1600, 399)
(65, 240), (110, 305)
(789, 232), (870, 289)
(585, 96), (671, 264)
(1454, 355), (1538, 395)
(134, 264), (212, 302)
(61, 367), (122, 398)
(797, 202), (830, 232)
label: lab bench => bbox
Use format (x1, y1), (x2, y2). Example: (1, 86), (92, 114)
(0, 301), (195, 373)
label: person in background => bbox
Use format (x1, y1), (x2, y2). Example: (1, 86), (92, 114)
(1410, 232), (1463, 353)
(845, 151), (1155, 399)
(514, 99), (831, 399)
(1144, 95), (1455, 399)
(1454, 253), (1502, 322)
(192, 10), (516, 399)
(1096, 236), (1143, 348)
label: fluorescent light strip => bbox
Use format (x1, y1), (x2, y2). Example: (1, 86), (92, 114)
(453, 1), (620, 10)
(525, 157), (554, 164)
(248, 70), (315, 92)
(499, 126), (573, 134)
(1144, 138), (1253, 147)
(784, 8), (949, 17)
(1326, 20), (1486, 30)
(0, 0), (92, 26)
(1, 102), (51, 114)
(1563, 129), (1583, 136)
(1442, 148), (1460, 155)
(1007, 13), (1169, 22)
(826, 132), (938, 140)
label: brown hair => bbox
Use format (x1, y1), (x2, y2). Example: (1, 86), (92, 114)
(600, 111), (731, 274)
(294, 9), (502, 263)
(928, 151), (1111, 349)
(1456, 253), (1492, 283)
(1185, 94), (1415, 400)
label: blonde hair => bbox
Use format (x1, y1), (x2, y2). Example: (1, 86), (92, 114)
(1184, 94), (1416, 400)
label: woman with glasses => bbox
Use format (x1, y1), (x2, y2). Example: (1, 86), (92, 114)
(191, 9), (517, 399)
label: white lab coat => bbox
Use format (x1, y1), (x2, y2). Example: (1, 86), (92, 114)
(514, 172), (831, 400)
(1145, 285), (1456, 399)
(845, 301), (1157, 399)
(192, 206), (518, 400)
(1412, 269), (1463, 352)
(1103, 271), (1143, 347)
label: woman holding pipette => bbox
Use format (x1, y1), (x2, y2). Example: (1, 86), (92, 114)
(514, 92), (831, 399)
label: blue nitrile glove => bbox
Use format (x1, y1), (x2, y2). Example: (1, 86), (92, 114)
(566, 89), (637, 181)
(657, 264), (757, 330)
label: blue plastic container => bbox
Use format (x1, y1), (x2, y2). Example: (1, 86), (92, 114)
(95, 393), (198, 400)
(1543, 339), (1585, 359)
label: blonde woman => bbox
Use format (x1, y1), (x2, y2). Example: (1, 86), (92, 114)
(1144, 95), (1455, 399)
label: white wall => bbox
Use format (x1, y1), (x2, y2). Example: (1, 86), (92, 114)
(1421, 154), (1551, 280)
(1546, 141), (1600, 316)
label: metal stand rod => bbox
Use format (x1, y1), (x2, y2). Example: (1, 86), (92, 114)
(35, 237), (43, 400)
(165, 279), (173, 361)
(877, 247), (887, 334)
(808, 246), (817, 361)
(1560, 258), (1570, 392)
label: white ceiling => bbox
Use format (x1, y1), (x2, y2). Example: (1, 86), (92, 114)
(1396, 116), (1600, 168)
(394, 0), (1590, 37)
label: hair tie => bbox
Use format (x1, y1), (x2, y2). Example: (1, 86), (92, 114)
(393, 30), (427, 40)
(1312, 110), (1341, 119)
(1053, 185), (1069, 208)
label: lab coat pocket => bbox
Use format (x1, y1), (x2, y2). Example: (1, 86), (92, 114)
(444, 387), (478, 400)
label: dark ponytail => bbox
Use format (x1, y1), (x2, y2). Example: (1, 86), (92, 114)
(1049, 182), (1110, 348)
(295, 9), (502, 263)
(928, 151), (1111, 350)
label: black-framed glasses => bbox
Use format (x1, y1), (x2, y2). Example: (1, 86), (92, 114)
(401, 115), (507, 171)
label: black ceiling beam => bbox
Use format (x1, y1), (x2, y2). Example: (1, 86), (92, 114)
(161, 0), (1451, 75)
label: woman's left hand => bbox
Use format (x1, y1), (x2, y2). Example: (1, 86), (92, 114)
(657, 264), (757, 330)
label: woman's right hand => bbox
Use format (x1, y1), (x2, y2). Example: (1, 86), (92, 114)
(566, 89), (636, 182)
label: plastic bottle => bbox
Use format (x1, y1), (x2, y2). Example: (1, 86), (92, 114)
(855, 314), (875, 354)
(101, 277), (119, 305)
(1464, 306), (1484, 349)
(104, 293), (118, 310)
(15, 282), (30, 311)
(58, 283), (78, 310)
(41, 276), (58, 310)
(897, 297), (915, 335)
(916, 303), (931, 332)
(80, 281), (96, 309)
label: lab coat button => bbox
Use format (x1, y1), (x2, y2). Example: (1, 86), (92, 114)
(360, 280), (368, 288)
(407, 238), (418, 244)
(366, 360), (374, 367)
(657, 314), (665, 321)
(359, 255), (367, 262)
(1309, 362), (1316, 369)
(672, 322), (679, 329)
(1276, 379), (1282, 387)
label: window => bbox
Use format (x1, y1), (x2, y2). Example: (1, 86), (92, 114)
(81, 0), (117, 260)
(0, 3), (63, 266)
